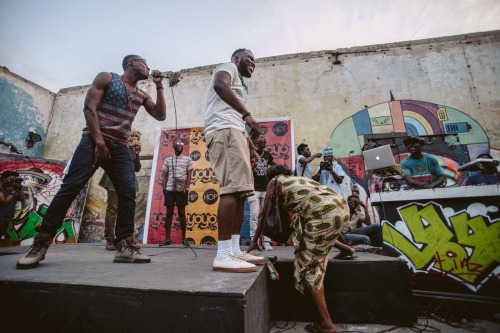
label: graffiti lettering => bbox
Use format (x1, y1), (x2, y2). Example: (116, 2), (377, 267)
(11, 204), (76, 245)
(382, 202), (500, 291)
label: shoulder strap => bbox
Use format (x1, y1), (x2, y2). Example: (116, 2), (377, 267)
(273, 176), (283, 196)
(301, 163), (307, 176)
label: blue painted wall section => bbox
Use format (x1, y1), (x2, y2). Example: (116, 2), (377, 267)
(0, 78), (45, 156)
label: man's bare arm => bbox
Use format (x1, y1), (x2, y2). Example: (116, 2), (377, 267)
(83, 72), (113, 167)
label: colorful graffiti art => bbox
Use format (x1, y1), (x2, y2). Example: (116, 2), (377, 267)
(382, 199), (500, 294)
(0, 153), (88, 246)
(144, 119), (294, 245)
(330, 100), (491, 196)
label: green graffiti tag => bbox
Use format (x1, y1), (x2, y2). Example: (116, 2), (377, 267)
(13, 204), (77, 244)
(382, 202), (500, 288)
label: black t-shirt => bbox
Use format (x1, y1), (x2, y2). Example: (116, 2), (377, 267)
(253, 150), (274, 191)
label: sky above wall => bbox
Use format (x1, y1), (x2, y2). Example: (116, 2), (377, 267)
(1, 0), (499, 92)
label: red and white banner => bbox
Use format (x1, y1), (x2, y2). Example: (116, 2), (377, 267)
(144, 118), (294, 245)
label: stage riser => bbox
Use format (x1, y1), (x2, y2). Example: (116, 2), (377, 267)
(0, 246), (415, 331)
(1, 271), (270, 333)
(269, 260), (416, 325)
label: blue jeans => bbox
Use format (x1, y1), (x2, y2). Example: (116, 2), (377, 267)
(38, 134), (136, 242)
(344, 224), (382, 247)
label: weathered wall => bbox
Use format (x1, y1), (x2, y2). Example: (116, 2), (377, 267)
(0, 67), (56, 156)
(43, 30), (500, 162)
(36, 30), (500, 242)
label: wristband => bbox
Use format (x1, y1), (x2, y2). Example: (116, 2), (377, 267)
(242, 112), (251, 120)
(249, 146), (257, 151)
(156, 86), (164, 90)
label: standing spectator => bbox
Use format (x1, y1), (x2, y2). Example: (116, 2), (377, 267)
(204, 48), (264, 273)
(0, 170), (25, 240)
(400, 136), (446, 189)
(313, 147), (346, 198)
(17, 55), (166, 268)
(100, 129), (143, 250)
(159, 140), (193, 247)
(296, 143), (322, 179)
(248, 135), (276, 250)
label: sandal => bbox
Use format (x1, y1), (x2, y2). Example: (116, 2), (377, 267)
(305, 323), (336, 333)
(333, 251), (357, 260)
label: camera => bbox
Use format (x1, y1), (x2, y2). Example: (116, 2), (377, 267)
(320, 161), (332, 171)
(12, 177), (23, 190)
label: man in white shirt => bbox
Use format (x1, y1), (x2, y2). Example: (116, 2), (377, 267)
(295, 143), (322, 178)
(313, 148), (346, 198)
(204, 48), (264, 273)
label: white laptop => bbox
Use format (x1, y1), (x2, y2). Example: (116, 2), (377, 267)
(362, 144), (396, 171)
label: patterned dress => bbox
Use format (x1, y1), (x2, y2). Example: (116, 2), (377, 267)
(277, 175), (349, 293)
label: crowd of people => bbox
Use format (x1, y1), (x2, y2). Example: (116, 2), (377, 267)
(1, 50), (497, 333)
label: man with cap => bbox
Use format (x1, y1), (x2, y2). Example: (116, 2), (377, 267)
(313, 147), (346, 198)
(400, 136), (446, 189)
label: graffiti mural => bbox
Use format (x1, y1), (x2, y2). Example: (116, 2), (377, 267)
(372, 185), (500, 297)
(144, 119), (294, 245)
(383, 200), (500, 292)
(0, 153), (88, 246)
(329, 100), (492, 200)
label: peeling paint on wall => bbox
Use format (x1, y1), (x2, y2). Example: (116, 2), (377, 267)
(0, 78), (47, 156)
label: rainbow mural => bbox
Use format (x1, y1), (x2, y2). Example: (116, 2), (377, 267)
(329, 100), (490, 195)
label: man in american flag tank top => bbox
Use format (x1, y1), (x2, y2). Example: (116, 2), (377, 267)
(17, 55), (166, 268)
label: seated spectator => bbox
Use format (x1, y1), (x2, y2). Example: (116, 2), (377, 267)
(466, 153), (499, 185)
(401, 136), (446, 189)
(342, 195), (382, 247)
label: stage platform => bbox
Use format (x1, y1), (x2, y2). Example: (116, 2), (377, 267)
(0, 244), (415, 332)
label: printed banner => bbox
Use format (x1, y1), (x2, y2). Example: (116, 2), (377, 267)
(144, 118), (294, 245)
(0, 153), (88, 246)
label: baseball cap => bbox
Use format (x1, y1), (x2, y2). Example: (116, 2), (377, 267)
(403, 136), (426, 146)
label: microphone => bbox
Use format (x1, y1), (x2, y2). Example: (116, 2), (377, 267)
(151, 71), (169, 78)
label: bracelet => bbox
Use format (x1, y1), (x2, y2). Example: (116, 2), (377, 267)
(242, 112), (251, 120)
(249, 146), (257, 151)
(156, 86), (164, 90)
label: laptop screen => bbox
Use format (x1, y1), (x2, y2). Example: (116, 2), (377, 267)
(362, 144), (396, 171)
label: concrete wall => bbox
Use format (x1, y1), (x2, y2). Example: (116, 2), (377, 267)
(6, 30), (499, 242)
(0, 67), (56, 156)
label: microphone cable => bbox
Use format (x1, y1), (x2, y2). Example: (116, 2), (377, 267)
(167, 75), (198, 259)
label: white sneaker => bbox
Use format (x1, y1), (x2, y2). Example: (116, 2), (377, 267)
(236, 251), (265, 265)
(213, 256), (257, 273)
(263, 242), (274, 251)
